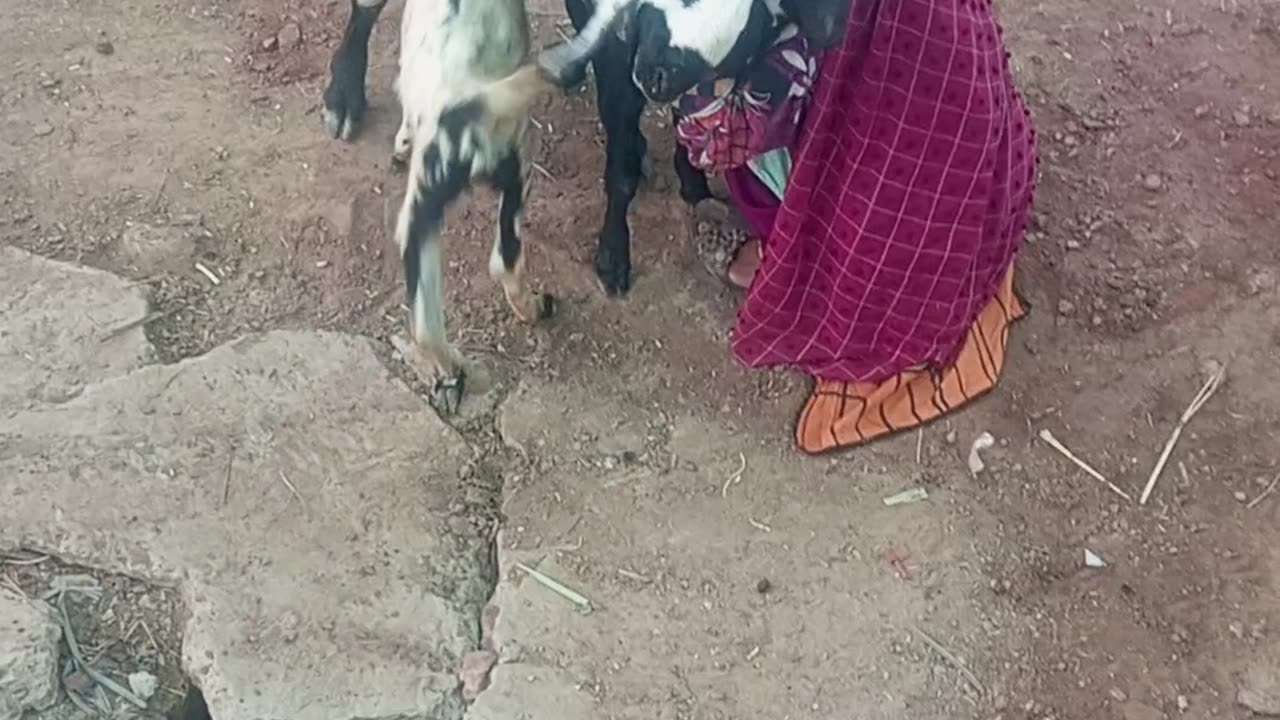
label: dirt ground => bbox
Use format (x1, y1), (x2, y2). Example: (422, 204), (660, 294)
(3, 0), (1279, 718)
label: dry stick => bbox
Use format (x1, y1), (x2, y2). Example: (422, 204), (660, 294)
(1138, 363), (1227, 505)
(1247, 473), (1280, 510)
(912, 624), (986, 696)
(193, 262), (221, 286)
(1038, 429), (1133, 501)
(915, 428), (924, 464)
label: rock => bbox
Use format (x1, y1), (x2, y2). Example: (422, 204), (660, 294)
(0, 247), (152, 410)
(95, 39), (115, 55)
(32, 122), (54, 137)
(277, 22), (302, 49)
(1246, 269), (1276, 296)
(0, 281), (483, 720)
(465, 665), (594, 720)
(1234, 109), (1252, 128)
(1239, 657), (1280, 715)
(128, 671), (159, 701)
(261, 35), (278, 51)
(1057, 299), (1076, 315)
(459, 650), (498, 702)
(1141, 173), (1163, 191)
(0, 590), (62, 719)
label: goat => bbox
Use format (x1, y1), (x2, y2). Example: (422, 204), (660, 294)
(546, 0), (852, 295)
(322, 0), (601, 414)
(320, 0), (850, 379)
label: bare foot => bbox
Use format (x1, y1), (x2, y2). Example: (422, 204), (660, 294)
(727, 238), (761, 289)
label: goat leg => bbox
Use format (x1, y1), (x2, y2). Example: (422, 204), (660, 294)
(323, 0), (388, 141)
(488, 150), (556, 324)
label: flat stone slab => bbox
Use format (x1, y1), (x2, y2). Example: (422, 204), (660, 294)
(0, 590), (62, 720)
(0, 246), (152, 410)
(1, 245), (489, 720)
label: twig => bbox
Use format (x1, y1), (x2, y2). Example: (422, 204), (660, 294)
(0, 574), (25, 598)
(222, 446), (234, 506)
(616, 568), (652, 583)
(1, 551), (49, 566)
(1038, 429), (1132, 501)
(721, 452), (746, 497)
(915, 429), (923, 464)
(514, 562), (593, 612)
(277, 471), (304, 505)
(193, 262), (221, 286)
(1139, 363), (1227, 505)
(1247, 473), (1280, 509)
(98, 308), (177, 343)
(912, 624), (985, 696)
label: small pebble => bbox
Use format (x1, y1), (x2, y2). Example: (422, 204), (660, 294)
(1234, 490), (1249, 502)
(33, 122), (54, 137)
(756, 578), (772, 594)
(1141, 173), (1163, 191)
(95, 40), (115, 55)
(1233, 109), (1251, 128)
(127, 671), (159, 701)
(277, 22), (303, 49)
(1057, 299), (1076, 315)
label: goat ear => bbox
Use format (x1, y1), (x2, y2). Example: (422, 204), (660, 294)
(781, 0), (849, 49)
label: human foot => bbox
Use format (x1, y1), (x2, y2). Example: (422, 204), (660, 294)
(692, 199), (759, 289)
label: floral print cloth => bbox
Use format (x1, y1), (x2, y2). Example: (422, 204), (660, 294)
(675, 29), (820, 175)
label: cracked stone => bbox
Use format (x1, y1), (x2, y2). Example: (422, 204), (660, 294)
(1, 247), (490, 720)
(1239, 655), (1280, 715)
(0, 590), (62, 720)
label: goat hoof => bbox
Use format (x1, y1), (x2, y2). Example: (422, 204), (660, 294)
(536, 293), (556, 320)
(322, 60), (369, 141)
(594, 257), (631, 297)
(429, 370), (467, 417)
(390, 152), (409, 173)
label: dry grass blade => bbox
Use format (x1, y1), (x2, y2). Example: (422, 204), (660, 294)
(98, 308), (177, 343)
(277, 471), (304, 505)
(1139, 362), (1227, 505)
(515, 562), (593, 612)
(912, 624), (985, 696)
(1248, 473), (1280, 509)
(53, 593), (149, 709)
(1038, 429), (1133, 501)
(721, 452), (747, 497)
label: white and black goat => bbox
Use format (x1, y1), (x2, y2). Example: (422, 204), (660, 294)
(321, 0), (605, 414)
(544, 0), (852, 295)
